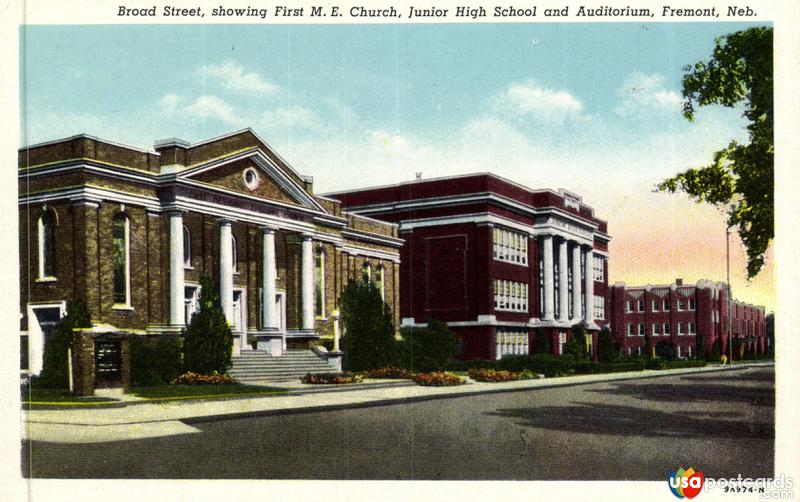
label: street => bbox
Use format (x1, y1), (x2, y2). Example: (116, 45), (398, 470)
(22, 366), (774, 479)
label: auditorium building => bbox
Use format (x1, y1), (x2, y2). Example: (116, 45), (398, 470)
(327, 173), (611, 360)
(19, 129), (402, 376)
(606, 279), (767, 359)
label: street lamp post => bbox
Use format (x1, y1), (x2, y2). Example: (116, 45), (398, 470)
(726, 226), (733, 365)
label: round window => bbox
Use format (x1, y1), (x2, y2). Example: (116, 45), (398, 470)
(243, 168), (260, 190)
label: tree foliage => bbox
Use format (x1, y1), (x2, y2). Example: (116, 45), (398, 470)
(399, 320), (459, 372)
(340, 279), (396, 371)
(182, 275), (233, 374)
(657, 26), (773, 278)
(598, 327), (617, 363)
(36, 300), (91, 389)
(534, 328), (550, 355)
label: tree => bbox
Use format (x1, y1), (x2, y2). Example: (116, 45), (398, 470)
(655, 341), (677, 361)
(598, 327), (617, 363)
(657, 27), (773, 278)
(182, 275), (233, 374)
(399, 320), (459, 372)
(568, 323), (588, 360)
(340, 279), (396, 371)
(696, 334), (705, 360)
(534, 328), (550, 355)
(36, 300), (91, 389)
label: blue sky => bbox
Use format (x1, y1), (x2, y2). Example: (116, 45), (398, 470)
(19, 22), (774, 307)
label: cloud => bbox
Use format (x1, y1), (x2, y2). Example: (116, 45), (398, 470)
(158, 94), (239, 125)
(200, 61), (280, 95)
(492, 79), (584, 125)
(614, 72), (682, 117)
(261, 105), (323, 133)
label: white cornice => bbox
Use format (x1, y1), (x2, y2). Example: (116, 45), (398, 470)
(341, 245), (401, 263)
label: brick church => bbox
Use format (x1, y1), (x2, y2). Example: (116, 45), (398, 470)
(328, 173), (611, 360)
(19, 129), (402, 377)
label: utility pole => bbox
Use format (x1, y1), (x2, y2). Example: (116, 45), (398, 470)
(727, 226), (733, 365)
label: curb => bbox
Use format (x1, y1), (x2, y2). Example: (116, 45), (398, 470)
(181, 362), (773, 425)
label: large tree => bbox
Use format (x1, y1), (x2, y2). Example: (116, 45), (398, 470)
(657, 26), (773, 278)
(182, 275), (233, 374)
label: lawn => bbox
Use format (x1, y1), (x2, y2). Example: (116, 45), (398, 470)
(21, 384), (286, 406)
(129, 384), (286, 401)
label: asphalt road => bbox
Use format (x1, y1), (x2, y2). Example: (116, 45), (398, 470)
(22, 366), (774, 480)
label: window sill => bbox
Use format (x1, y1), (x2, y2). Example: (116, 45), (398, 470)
(113, 304), (135, 311)
(35, 277), (58, 283)
(184, 265), (194, 271)
(315, 317), (328, 321)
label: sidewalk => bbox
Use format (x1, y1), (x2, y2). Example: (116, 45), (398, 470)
(22, 362), (773, 444)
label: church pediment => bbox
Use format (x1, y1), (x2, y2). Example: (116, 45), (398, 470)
(178, 150), (326, 213)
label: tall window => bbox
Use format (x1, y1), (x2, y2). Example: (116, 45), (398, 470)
(592, 256), (604, 281)
(376, 265), (386, 302)
(493, 279), (528, 312)
(231, 236), (238, 272)
(112, 214), (130, 305)
(493, 227), (528, 265)
(362, 262), (371, 283)
(315, 248), (325, 318)
(38, 211), (56, 279)
(183, 226), (191, 267)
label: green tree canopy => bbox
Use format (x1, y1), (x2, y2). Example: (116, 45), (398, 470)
(36, 300), (91, 389)
(340, 279), (396, 371)
(657, 26), (773, 278)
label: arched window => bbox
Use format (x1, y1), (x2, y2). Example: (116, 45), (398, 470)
(362, 262), (371, 283)
(315, 247), (325, 318)
(231, 235), (238, 272)
(112, 214), (130, 305)
(183, 225), (191, 267)
(38, 210), (56, 279)
(376, 265), (385, 302)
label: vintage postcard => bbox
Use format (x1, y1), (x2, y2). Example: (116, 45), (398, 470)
(4, 0), (798, 500)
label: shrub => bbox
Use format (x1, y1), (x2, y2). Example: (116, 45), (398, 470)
(574, 360), (646, 374)
(301, 372), (363, 384)
(446, 359), (499, 372)
(35, 300), (92, 389)
(534, 329), (550, 354)
(398, 320), (460, 372)
(497, 354), (573, 377)
(655, 341), (677, 361)
(711, 340), (722, 362)
(360, 367), (414, 379)
(646, 359), (706, 370)
(598, 327), (617, 363)
(340, 280), (396, 371)
(183, 275), (233, 375)
(171, 371), (237, 385)
(130, 335), (183, 387)
(468, 368), (537, 382)
(568, 323), (589, 360)
(412, 371), (465, 386)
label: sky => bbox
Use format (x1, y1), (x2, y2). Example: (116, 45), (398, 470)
(19, 22), (774, 311)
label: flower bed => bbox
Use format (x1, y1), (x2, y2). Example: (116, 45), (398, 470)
(301, 372), (364, 385)
(467, 368), (537, 382)
(360, 367), (415, 379)
(412, 371), (465, 387)
(171, 371), (237, 385)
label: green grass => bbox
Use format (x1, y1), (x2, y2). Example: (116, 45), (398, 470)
(21, 388), (118, 406)
(128, 384), (286, 401)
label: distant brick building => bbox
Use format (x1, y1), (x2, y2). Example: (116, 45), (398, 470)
(19, 129), (402, 376)
(327, 173), (611, 360)
(606, 279), (767, 359)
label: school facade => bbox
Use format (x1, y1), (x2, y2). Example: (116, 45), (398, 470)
(19, 129), (402, 376)
(606, 279), (767, 359)
(327, 173), (611, 360)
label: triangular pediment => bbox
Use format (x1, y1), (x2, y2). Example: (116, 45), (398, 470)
(179, 149), (326, 213)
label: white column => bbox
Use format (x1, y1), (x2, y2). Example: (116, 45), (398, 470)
(584, 247), (595, 325)
(219, 220), (234, 323)
(301, 233), (315, 331)
(261, 227), (277, 330)
(571, 243), (582, 321)
(558, 238), (569, 322)
(542, 235), (555, 320)
(168, 210), (185, 326)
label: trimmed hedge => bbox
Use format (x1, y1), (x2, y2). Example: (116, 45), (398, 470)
(130, 336), (183, 387)
(574, 360), (647, 374)
(647, 359), (706, 370)
(448, 354), (573, 377)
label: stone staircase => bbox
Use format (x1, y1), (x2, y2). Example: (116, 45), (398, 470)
(229, 350), (336, 382)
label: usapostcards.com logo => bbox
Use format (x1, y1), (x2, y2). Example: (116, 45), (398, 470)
(669, 467), (705, 499)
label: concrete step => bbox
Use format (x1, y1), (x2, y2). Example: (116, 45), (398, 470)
(229, 350), (337, 381)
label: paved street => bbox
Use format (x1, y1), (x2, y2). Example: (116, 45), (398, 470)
(22, 366), (774, 480)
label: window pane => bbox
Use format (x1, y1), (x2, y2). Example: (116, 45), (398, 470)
(113, 216), (127, 304)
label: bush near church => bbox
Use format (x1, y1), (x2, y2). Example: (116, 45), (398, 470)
(182, 275), (233, 375)
(598, 327), (617, 363)
(35, 300), (91, 389)
(130, 335), (183, 387)
(397, 320), (460, 373)
(340, 279), (396, 372)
